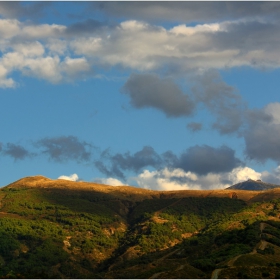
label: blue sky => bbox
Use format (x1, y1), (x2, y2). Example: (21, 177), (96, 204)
(1, 1), (280, 190)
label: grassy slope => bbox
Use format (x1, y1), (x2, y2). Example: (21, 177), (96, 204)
(1, 176), (280, 278)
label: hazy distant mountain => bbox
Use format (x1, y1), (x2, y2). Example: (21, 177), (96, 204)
(226, 179), (280, 191)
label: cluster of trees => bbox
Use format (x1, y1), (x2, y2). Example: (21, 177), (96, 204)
(0, 187), (126, 278)
(134, 197), (247, 253)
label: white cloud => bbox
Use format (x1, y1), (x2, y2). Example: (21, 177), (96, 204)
(170, 23), (223, 36)
(134, 169), (199, 191)
(61, 56), (90, 77)
(0, 20), (66, 42)
(0, 64), (8, 78)
(0, 19), (20, 39)
(134, 166), (261, 191)
(21, 23), (66, 39)
(0, 77), (16, 88)
(1, 17), (280, 87)
(1, 52), (62, 83)
(58, 173), (79, 181)
(120, 20), (152, 31)
(13, 42), (45, 57)
(21, 56), (62, 83)
(0, 64), (16, 88)
(225, 166), (261, 183)
(67, 19), (280, 73)
(1, 50), (92, 84)
(2, 52), (24, 70)
(46, 39), (68, 55)
(70, 37), (102, 56)
(94, 177), (124, 186)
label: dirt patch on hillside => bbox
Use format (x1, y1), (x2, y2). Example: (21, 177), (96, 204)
(0, 211), (28, 219)
(151, 216), (169, 224)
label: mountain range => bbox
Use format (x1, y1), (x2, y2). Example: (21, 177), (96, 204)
(227, 179), (280, 191)
(1, 176), (280, 279)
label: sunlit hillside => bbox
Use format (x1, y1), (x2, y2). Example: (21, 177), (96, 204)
(1, 176), (280, 278)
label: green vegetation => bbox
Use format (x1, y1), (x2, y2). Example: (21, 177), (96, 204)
(1, 179), (280, 278)
(0, 187), (125, 278)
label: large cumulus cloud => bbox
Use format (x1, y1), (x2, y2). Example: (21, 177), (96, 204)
(2, 4), (280, 86)
(133, 164), (280, 191)
(133, 166), (261, 191)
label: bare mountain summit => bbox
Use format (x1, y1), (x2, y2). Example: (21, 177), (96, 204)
(226, 179), (280, 191)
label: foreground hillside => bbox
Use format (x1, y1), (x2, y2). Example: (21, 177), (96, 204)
(1, 176), (280, 278)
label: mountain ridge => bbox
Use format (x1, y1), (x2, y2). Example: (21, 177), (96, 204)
(4, 175), (280, 203)
(226, 178), (280, 191)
